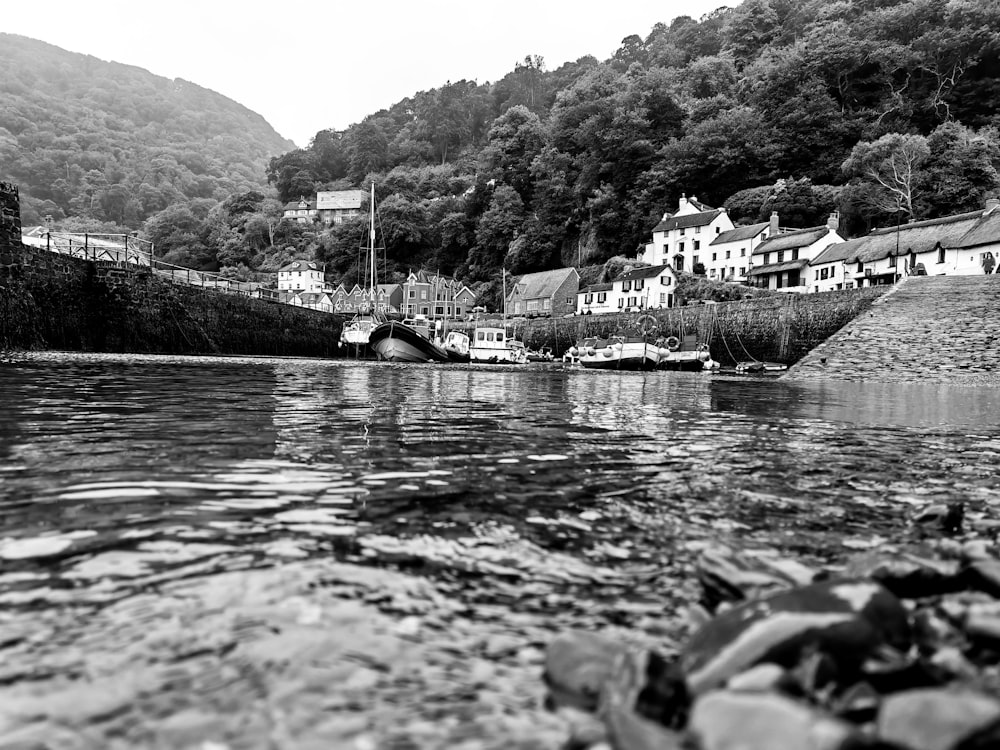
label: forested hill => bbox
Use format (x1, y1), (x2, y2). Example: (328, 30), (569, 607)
(0, 34), (294, 228)
(266, 0), (1000, 293)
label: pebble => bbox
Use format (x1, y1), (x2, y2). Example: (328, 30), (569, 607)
(877, 688), (1000, 750)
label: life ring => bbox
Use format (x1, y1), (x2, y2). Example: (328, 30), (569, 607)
(664, 336), (680, 351)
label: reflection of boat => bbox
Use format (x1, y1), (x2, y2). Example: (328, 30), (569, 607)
(470, 327), (528, 364)
(657, 334), (717, 372)
(571, 335), (660, 370)
(369, 317), (450, 362)
(339, 183), (386, 354)
(442, 330), (471, 362)
(526, 346), (554, 362)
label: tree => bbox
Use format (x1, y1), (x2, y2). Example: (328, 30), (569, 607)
(842, 133), (930, 218)
(469, 185), (525, 281)
(478, 105), (547, 203)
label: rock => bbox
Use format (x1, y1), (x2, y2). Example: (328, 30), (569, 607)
(843, 551), (963, 599)
(877, 688), (1000, 750)
(913, 503), (964, 535)
(543, 631), (687, 727)
(962, 541), (994, 563)
(681, 579), (911, 695)
(726, 663), (788, 693)
(953, 716), (1000, 750)
(696, 545), (815, 612)
(688, 690), (856, 750)
(961, 560), (1000, 598)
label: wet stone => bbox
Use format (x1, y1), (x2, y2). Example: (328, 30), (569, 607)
(877, 688), (1000, 750)
(696, 545), (816, 612)
(681, 579), (911, 695)
(843, 551), (963, 599)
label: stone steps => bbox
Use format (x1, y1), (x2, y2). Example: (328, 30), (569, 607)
(785, 275), (1000, 383)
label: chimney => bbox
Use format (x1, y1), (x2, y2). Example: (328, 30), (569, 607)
(678, 193), (688, 209)
(827, 211), (840, 231)
(769, 211), (779, 236)
(986, 198), (1000, 213)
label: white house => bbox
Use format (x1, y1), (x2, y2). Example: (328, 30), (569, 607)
(577, 264), (678, 315)
(747, 214), (844, 292)
(706, 219), (772, 283)
(278, 260), (326, 294)
(637, 195), (735, 273)
(282, 198), (317, 223)
(808, 201), (1000, 290)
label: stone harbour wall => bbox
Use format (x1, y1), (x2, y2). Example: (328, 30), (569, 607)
(786, 275), (1000, 383)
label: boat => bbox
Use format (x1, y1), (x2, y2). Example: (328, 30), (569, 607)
(441, 330), (471, 362)
(735, 360), (787, 373)
(469, 270), (528, 364)
(570, 335), (661, 370)
(469, 327), (528, 364)
(338, 183), (386, 354)
(526, 346), (555, 362)
(369, 316), (450, 363)
(656, 334), (718, 371)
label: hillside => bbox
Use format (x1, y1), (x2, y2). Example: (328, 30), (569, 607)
(0, 34), (294, 228)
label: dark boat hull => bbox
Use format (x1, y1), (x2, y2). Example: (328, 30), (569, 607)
(369, 321), (450, 363)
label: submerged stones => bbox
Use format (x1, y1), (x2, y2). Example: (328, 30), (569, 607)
(543, 539), (1000, 750)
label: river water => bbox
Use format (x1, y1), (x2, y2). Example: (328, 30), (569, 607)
(2, 352), (1000, 747)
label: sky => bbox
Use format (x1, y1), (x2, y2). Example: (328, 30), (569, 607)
(3, 0), (737, 148)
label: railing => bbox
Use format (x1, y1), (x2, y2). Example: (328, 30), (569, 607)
(28, 230), (335, 312)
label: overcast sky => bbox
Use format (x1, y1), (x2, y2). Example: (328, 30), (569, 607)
(4, 0), (737, 148)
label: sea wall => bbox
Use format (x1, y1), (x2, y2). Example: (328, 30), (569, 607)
(475, 288), (889, 366)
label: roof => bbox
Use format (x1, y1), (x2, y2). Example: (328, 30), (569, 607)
(298, 292), (328, 302)
(753, 227), (829, 256)
(509, 267), (579, 300)
(616, 264), (672, 282)
(823, 210), (987, 264)
(279, 260), (320, 273)
(652, 209), (723, 233)
(316, 190), (365, 210)
(283, 198), (316, 211)
(747, 259), (809, 276)
(711, 222), (768, 246)
(810, 238), (862, 266)
(579, 282), (613, 293)
(949, 208), (1000, 249)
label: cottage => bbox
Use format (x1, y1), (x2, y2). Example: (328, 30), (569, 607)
(316, 190), (365, 225)
(282, 197), (317, 223)
(747, 214), (843, 292)
(809, 200), (1000, 290)
(637, 195), (735, 273)
(278, 260), (326, 294)
(707, 220), (772, 283)
(577, 264), (678, 315)
(576, 282), (614, 315)
(507, 268), (580, 318)
(297, 291), (334, 313)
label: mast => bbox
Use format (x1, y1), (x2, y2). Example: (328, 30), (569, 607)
(368, 182), (377, 304)
(501, 267), (507, 328)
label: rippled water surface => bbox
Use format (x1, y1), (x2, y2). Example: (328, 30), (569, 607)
(2, 352), (1000, 746)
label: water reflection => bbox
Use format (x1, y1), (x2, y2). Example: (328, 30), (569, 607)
(1, 354), (999, 612)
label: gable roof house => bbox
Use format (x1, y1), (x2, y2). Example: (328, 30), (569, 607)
(637, 195), (735, 273)
(809, 200), (1000, 290)
(706, 219), (773, 283)
(507, 267), (580, 318)
(576, 282), (615, 315)
(283, 197), (317, 223)
(748, 214), (844, 292)
(278, 260), (326, 294)
(316, 190), (365, 225)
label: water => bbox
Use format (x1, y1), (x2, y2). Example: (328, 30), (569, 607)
(2, 352), (1000, 747)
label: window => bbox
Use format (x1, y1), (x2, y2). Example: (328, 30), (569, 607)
(618, 298), (624, 308)
(674, 256), (684, 271)
(543, 299), (551, 309)
(584, 293), (593, 304)
(628, 296), (637, 307)
(435, 305), (444, 315)
(680, 227), (686, 236)
(408, 290), (415, 298)
(889, 254), (897, 268)
(777, 250), (785, 262)
(792, 249), (799, 261)
(739, 267), (745, 276)
(660, 293), (666, 304)
(597, 292), (607, 303)
(622, 280), (632, 291)
(725, 250), (731, 259)
(678, 242), (685, 253)
(765, 253), (771, 265)
(695, 240), (701, 251)
(420, 306), (429, 315)
(566, 296), (573, 304)
(716, 227), (721, 234)
(711, 252), (716, 261)
(660, 275), (672, 286)
(693, 255), (700, 265)
(695, 226), (701, 234)
(857, 260), (864, 272)
(635, 279), (644, 290)
(820, 267), (829, 280)
(937, 247), (946, 263)
(741, 248), (746, 256)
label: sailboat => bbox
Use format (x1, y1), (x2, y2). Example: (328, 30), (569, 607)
(339, 183), (386, 354)
(469, 269), (528, 364)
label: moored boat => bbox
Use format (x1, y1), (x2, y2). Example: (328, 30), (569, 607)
(571, 335), (660, 370)
(338, 183), (386, 355)
(656, 334), (718, 371)
(369, 318), (450, 363)
(469, 327), (528, 364)
(441, 330), (471, 363)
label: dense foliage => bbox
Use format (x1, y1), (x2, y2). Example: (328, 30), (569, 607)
(0, 34), (293, 231)
(5, 1), (1000, 292)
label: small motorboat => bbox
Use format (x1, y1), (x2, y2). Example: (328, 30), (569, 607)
(441, 330), (471, 363)
(526, 346), (554, 363)
(570, 335), (660, 370)
(735, 360), (787, 373)
(656, 334), (718, 371)
(369, 318), (450, 363)
(470, 326), (528, 364)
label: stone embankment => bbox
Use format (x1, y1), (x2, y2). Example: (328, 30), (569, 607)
(786, 275), (1000, 384)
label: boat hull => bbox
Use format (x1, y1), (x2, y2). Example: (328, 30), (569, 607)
(369, 321), (450, 363)
(578, 341), (659, 370)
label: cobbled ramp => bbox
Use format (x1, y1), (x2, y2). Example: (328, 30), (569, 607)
(784, 275), (1000, 384)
